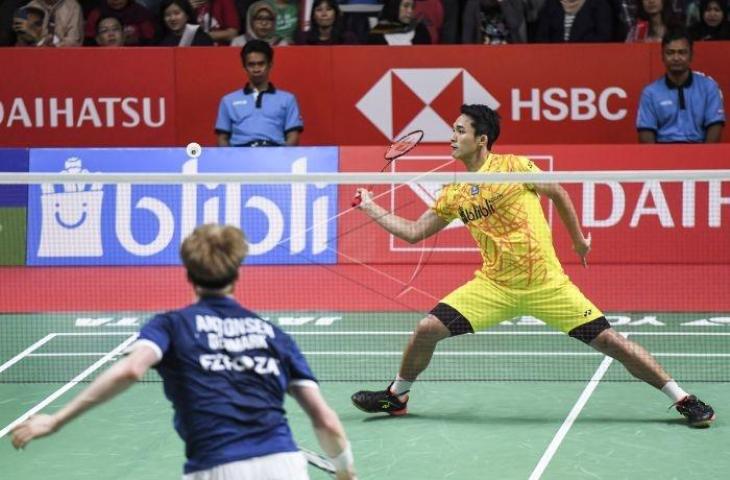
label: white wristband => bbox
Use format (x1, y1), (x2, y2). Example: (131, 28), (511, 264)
(330, 442), (354, 471)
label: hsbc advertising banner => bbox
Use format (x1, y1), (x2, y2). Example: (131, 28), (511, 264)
(338, 144), (730, 266)
(329, 45), (652, 145)
(1, 44), (728, 147)
(26, 147), (338, 266)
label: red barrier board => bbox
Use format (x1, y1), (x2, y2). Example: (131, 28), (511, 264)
(338, 144), (730, 266)
(0, 48), (177, 147)
(1, 44), (728, 147)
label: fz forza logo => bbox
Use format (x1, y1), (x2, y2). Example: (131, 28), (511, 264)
(356, 68), (500, 142)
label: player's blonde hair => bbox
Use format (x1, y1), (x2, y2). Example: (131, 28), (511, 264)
(180, 224), (248, 290)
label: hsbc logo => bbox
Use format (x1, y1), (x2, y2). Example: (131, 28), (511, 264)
(356, 68), (499, 142)
(357, 69), (629, 141)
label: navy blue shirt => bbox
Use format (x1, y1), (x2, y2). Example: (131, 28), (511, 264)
(215, 83), (303, 146)
(136, 296), (317, 474)
(636, 71), (725, 143)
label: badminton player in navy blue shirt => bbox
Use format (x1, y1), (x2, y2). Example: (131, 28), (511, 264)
(12, 224), (357, 480)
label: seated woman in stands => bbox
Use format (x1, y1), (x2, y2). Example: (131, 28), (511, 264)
(689, 0), (730, 40)
(367, 0), (432, 45)
(626, 0), (682, 42)
(296, 0), (358, 45)
(158, 0), (214, 46)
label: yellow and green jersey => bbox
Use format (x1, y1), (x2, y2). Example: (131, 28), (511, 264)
(433, 152), (567, 289)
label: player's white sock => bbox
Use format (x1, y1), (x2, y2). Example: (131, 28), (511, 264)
(390, 375), (412, 398)
(661, 380), (689, 403)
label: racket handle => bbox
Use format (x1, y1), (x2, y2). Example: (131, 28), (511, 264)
(351, 192), (362, 208)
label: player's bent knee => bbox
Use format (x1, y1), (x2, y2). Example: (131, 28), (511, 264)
(413, 315), (451, 342)
(588, 327), (632, 358)
(428, 303), (474, 337)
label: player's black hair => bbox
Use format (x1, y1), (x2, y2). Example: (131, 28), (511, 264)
(460, 104), (501, 150)
(241, 39), (274, 65)
(661, 28), (693, 51)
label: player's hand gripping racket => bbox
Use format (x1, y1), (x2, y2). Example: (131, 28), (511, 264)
(352, 129), (424, 207)
(301, 447), (336, 476)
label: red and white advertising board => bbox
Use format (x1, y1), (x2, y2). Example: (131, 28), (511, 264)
(0, 48), (177, 146)
(1, 44), (728, 147)
(338, 144), (730, 266)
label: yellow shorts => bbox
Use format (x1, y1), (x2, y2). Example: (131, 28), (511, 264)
(440, 274), (603, 334)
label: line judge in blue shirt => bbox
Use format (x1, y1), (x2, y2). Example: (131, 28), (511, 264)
(11, 224), (357, 480)
(216, 40), (304, 147)
(636, 29), (725, 144)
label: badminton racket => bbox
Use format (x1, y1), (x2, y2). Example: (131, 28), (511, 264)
(352, 129), (424, 207)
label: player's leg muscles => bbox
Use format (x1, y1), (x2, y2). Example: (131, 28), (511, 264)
(588, 328), (671, 389)
(398, 312), (452, 381)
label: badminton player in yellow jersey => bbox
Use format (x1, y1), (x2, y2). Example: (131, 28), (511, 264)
(351, 104), (715, 428)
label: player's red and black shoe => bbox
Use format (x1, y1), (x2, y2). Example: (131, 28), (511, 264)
(674, 395), (715, 428)
(351, 385), (408, 416)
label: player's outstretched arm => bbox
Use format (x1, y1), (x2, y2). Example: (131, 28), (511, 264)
(355, 188), (449, 244)
(11, 345), (158, 450)
(534, 183), (591, 267)
(290, 385), (357, 480)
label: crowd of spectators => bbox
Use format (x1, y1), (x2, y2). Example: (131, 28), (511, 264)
(1, 0), (728, 47)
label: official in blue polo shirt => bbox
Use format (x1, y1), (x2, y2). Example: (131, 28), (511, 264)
(637, 29), (725, 143)
(216, 40), (304, 147)
(11, 224), (357, 480)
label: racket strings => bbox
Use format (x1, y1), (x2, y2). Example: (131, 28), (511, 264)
(385, 131), (424, 160)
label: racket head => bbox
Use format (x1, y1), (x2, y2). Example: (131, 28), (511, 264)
(300, 447), (336, 475)
(353, 129), (423, 207)
(384, 129), (424, 161)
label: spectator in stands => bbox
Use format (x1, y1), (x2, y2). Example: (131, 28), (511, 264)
(215, 40), (303, 147)
(189, 0), (239, 44)
(24, 0), (84, 46)
(231, 1), (285, 45)
(12, 5), (47, 46)
(625, 0), (681, 41)
(689, 0), (730, 39)
(611, 0), (638, 41)
(441, 0), (466, 43)
(637, 29), (725, 143)
(159, 0), (214, 45)
(95, 15), (126, 46)
(233, 0), (255, 37)
(0, 0), (25, 46)
(368, 0), (432, 44)
(462, 0), (527, 43)
(414, 0), (444, 43)
(535, 0), (614, 42)
(85, 0), (156, 45)
(296, 0), (358, 44)
(269, 0), (298, 44)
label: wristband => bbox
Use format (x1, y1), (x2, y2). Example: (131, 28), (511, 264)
(331, 442), (354, 471)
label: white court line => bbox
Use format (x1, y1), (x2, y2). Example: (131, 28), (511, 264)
(0, 334), (57, 375)
(527, 334), (625, 480)
(301, 351), (727, 357)
(27, 353), (109, 357)
(47, 330), (730, 337)
(0, 334), (138, 440)
(618, 332), (730, 336)
(54, 332), (137, 336)
(290, 331), (564, 335)
(289, 330), (730, 336)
